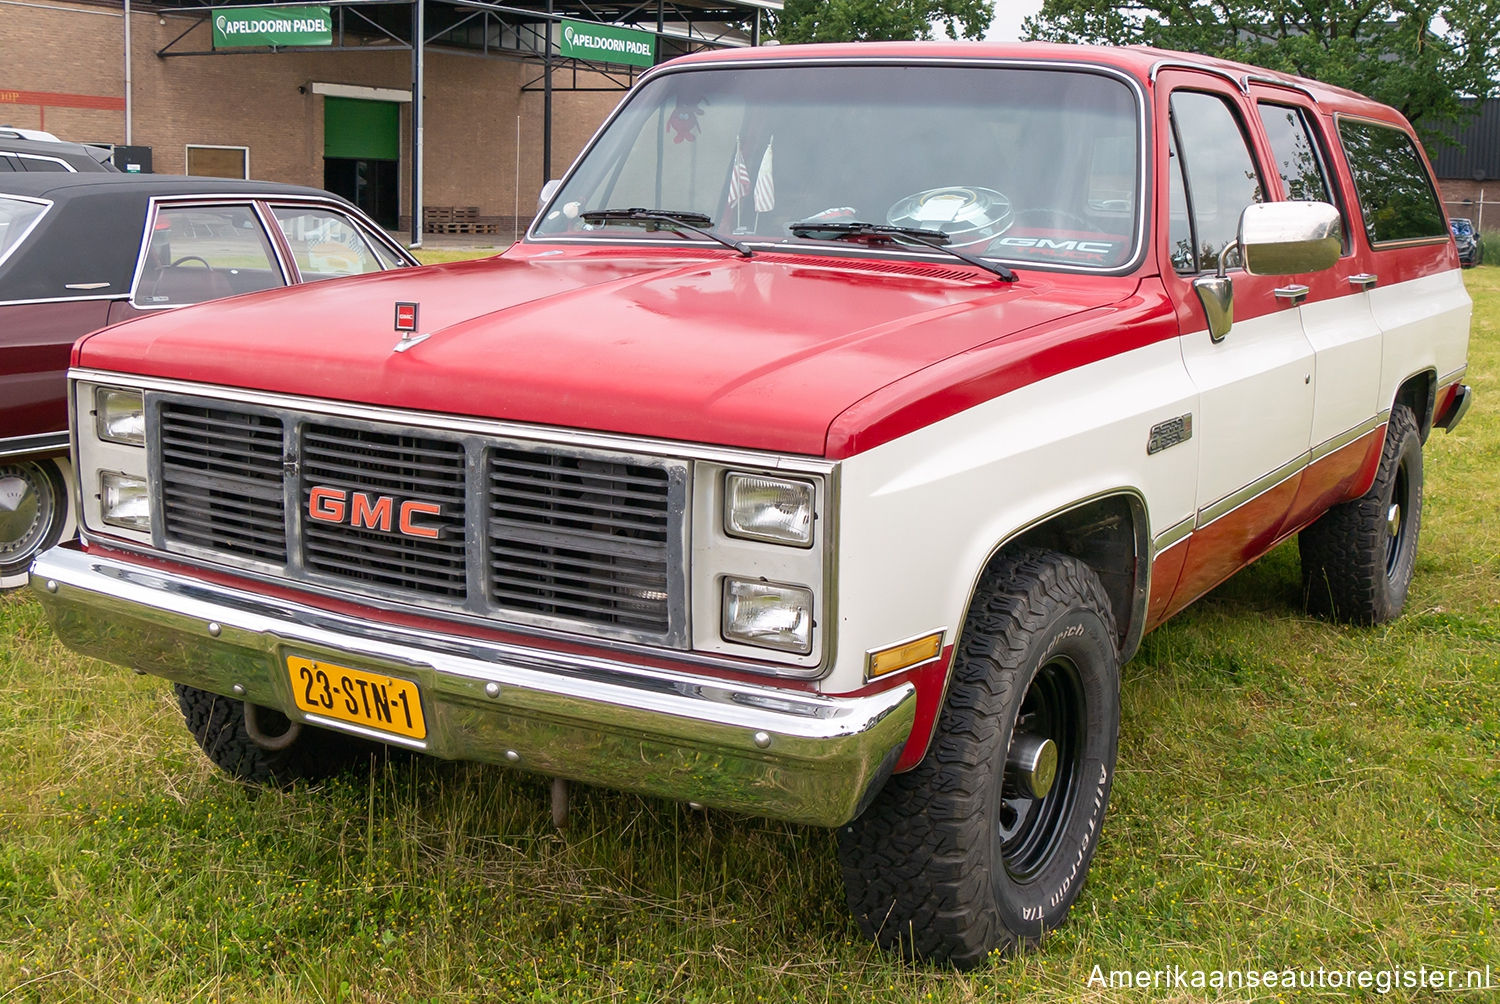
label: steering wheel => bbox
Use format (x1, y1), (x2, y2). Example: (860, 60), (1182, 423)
(886, 186), (1013, 247)
(147, 255), (216, 302)
(166, 255), (212, 269)
(1011, 207), (1093, 231)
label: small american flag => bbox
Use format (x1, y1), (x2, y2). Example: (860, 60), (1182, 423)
(726, 137), (751, 207)
(753, 137), (775, 213)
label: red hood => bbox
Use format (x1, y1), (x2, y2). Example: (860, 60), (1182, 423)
(76, 245), (1136, 456)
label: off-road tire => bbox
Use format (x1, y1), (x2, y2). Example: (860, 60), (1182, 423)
(1300, 403), (1422, 625)
(837, 548), (1121, 968)
(175, 684), (378, 785)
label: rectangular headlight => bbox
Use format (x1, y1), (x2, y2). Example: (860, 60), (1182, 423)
(724, 473), (814, 547)
(722, 577), (814, 654)
(95, 387), (146, 446)
(100, 471), (150, 531)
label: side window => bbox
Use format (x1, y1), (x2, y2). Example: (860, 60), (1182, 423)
(1337, 119), (1446, 244)
(20, 156), (70, 173)
(1257, 103), (1334, 203)
(137, 204), (283, 306)
(1167, 131), (1195, 273)
(0, 155), (16, 172)
(1169, 91), (1265, 273)
(269, 205), (386, 281)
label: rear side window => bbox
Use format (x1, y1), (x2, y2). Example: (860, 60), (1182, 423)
(1337, 120), (1446, 244)
(0, 196), (49, 266)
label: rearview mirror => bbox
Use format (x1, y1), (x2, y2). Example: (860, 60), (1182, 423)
(1238, 201), (1342, 276)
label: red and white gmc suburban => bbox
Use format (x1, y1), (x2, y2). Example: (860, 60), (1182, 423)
(33, 43), (1472, 966)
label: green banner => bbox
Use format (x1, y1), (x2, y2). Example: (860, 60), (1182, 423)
(212, 6), (332, 49)
(559, 19), (656, 68)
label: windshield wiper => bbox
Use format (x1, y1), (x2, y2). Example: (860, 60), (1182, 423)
(579, 208), (753, 258)
(787, 220), (1016, 282)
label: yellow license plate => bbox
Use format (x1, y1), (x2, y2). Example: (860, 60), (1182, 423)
(287, 656), (427, 740)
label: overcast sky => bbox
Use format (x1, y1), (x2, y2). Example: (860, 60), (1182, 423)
(987, 0), (1046, 41)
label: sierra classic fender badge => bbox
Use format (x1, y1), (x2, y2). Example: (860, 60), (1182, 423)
(392, 301), (431, 353)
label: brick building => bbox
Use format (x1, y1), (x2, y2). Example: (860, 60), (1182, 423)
(0, 0), (773, 241)
(1431, 98), (1500, 232)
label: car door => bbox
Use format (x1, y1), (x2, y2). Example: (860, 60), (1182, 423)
(1250, 92), (1385, 529)
(1155, 74), (1317, 616)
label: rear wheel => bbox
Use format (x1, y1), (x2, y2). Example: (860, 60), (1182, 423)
(837, 549), (1120, 967)
(1300, 403), (1422, 624)
(0, 458), (73, 590)
(175, 684), (379, 785)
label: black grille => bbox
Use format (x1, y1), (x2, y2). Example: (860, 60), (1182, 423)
(159, 402), (286, 562)
(300, 423), (468, 599)
(487, 448), (671, 632)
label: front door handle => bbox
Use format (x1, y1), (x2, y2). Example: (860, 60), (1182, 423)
(1349, 273), (1378, 290)
(1273, 284), (1309, 306)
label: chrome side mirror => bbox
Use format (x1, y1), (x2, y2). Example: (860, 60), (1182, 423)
(1238, 201), (1341, 276)
(536, 179), (562, 215)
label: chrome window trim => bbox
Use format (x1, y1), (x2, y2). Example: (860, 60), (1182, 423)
(0, 192), (53, 271)
(2, 152), (77, 172)
(1243, 73), (1320, 103)
(266, 200), (418, 270)
(127, 196), (293, 310)
(528, 57), (1152, 278)
(124, 193), (411, 312)
(1148, 58), (1249, 93)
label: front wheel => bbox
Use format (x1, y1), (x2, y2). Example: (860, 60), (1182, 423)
(837, 549), (1121, 968)
(1300, 403), (1422, 624)
(175, 684), (380, 785)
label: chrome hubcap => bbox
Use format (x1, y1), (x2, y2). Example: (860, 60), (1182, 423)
(1387, 503), (1402, 539)
(0, 472), (43, 554)
(1004, 733), (1059, 800)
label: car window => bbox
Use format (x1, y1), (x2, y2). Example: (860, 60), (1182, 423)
(270, 205), (386, 280)
(137, 204), (283, 306)
(1337, 119), (1446, 244)
(19, 155), (70, 173)
(1257, 102), (1347, 251)
(363, 228), (409, 269)
(0, 196), (48, 265)
(0, 155), (16, 173)
(1168, 91), (1266, 273)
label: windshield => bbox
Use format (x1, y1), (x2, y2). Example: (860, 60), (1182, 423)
(533, 63), (1142, 270)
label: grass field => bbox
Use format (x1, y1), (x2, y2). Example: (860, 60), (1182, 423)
(1, 268), (1495, 1002)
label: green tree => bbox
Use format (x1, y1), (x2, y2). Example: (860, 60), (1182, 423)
(1023, 1), (1500, 141)
(770, 0), (994, 44)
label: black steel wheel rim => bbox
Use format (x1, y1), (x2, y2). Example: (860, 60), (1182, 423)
(1385, 459), (1410, 580)
(998, 654), (1087, 882)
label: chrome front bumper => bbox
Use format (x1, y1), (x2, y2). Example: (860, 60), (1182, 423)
(31, 547), (915, 827)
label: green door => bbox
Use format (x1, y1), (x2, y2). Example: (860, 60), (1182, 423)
(323, 97), (399, 229)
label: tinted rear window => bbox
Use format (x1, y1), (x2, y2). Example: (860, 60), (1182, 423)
(1338, 120), (1445, 244)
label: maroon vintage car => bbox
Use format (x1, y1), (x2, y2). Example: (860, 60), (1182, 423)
(0, 172), (416, 586)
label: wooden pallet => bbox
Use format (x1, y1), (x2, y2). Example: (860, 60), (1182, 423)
(424, 205), (494, 234)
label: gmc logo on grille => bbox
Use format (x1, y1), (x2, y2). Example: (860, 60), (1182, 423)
(307, 486), (442, 539)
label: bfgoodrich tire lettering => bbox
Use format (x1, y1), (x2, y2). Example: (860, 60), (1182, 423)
(1300, 404), (1422, 625)
(837, 548), (1121, 968)
(175, 684), (378, 785)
